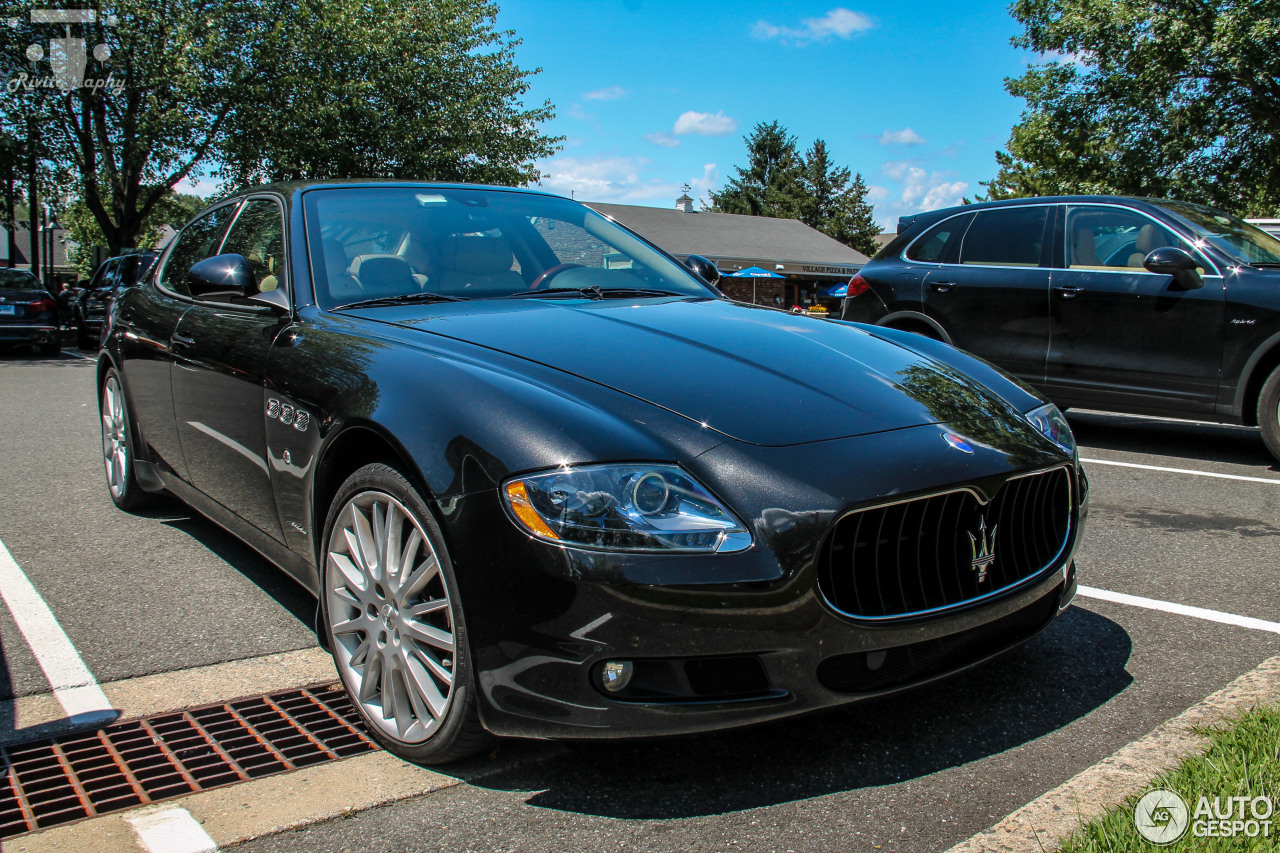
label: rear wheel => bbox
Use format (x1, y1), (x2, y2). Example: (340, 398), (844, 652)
(1257, 365), (1280, 463)
(100, 369), (150, 510)
(320, 463), (491, 765)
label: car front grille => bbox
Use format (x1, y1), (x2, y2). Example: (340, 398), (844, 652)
(816, 584), (1062, 693)
(818, 466), (1072, 619)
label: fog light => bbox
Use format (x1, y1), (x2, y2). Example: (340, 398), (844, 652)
(600, 660), (634, 693)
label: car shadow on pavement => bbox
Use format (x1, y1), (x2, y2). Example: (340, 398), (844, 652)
(1067, 411), (1275, 469)
(465, 606), (1132, 819)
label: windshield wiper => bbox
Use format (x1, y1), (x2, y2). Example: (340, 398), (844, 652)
(333, 292), (469, 310)
(497, 286), (682, 300)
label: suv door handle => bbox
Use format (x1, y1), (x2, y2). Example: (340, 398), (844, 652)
(171, 333), (196, 350)
(1054, 285), (1084, 299)
(930, 281), (955, 293)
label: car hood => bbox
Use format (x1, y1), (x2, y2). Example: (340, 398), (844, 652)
(357, 297), (1028, 447)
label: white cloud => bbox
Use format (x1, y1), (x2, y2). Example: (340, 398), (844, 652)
(673, 110), (738, 136)
(880, 160), (916, 181)
(873, 163), (968, 227)
(879, 127), (926, 146)
(537, 156), (718, 205)
(584, 86), (626, 101)
(752, 8), (874, 46)
(645, 131), (681, 148)
(567, 103), (591, 120)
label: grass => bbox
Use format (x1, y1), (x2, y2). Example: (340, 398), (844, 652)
(1057, 703), (1280, 852)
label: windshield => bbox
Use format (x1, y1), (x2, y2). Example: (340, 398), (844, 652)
(0, 269), (43, 291)
(303, 187), (716, 308)
(1154, 200), (1280, 265)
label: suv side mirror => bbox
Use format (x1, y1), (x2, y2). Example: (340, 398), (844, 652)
(1143, 246), (1204, 290)
(188, 254), (253, 300)
(684, 254), (721, 286)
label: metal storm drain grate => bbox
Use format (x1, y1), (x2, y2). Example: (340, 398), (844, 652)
(0, 682), (376, 839)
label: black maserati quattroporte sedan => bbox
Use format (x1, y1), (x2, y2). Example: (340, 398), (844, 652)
(98, 182), (1088, 764)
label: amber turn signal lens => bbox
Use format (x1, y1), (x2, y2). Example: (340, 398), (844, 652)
(504, 480), (561, 541)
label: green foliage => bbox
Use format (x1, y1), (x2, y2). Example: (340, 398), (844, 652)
(218, 0), (560, 186)
(62, 191), (204, 276)
(0, 0), (559, 254)
(709, 123), (880, 256)
(984, 0), (1280, 217)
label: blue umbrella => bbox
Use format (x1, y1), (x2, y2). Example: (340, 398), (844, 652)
(821, 283), (849, 298)
(728, 266), (783, 278)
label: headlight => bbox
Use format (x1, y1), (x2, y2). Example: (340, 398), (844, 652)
(502, 463), (752, 553)
(1026, 403), (1075, 455)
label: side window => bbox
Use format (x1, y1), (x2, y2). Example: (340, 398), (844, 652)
(157, 203), (238, 296)
(219, 199), (286, 296)
(958, 207), (1049, 267)
(1066, 206), (1183, 270)
(906, 214), (973, 263)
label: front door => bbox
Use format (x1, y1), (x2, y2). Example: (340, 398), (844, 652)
(171, 197), (291, 540)
(1043, 204), (1225, 414)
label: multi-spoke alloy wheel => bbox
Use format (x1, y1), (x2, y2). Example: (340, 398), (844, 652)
(322, 464), (489, 763)
(100, 369), (147, 510)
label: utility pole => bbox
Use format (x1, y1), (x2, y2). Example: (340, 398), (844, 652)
(26, 115), (38, 279)
(3, 140), (14, 268)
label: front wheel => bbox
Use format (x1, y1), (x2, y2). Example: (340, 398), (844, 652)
(1258, 366), (1280, 463)
(320, 463), (491, 765)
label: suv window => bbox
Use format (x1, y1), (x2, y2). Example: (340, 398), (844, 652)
(219, 199), (287, 297)
(157, 203), (238, 296)
(1066, 206), (1185, 270)
(906, 213), (973, 263)
(958, 207), (1048, 267)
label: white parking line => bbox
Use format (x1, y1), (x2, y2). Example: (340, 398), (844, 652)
(1080, 457), (1280, 485)
(126, 808), (218, 853)
(0, 537), (114, 723)
(1078, 585), (1280, 635)
(59, 349), (90, 361)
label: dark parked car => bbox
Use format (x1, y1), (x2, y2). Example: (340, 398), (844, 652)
(842, 196), (1280, 460)
(99, 182), (1087, 764)
(0, 268), (60, 356)
(76, 252), (158, 349)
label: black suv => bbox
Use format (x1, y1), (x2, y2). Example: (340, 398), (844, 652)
(841, 196), (1280, 460)
(76, 252), (158, 349)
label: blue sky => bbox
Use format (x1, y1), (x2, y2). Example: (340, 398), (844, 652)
(496, 1), (1038, 227)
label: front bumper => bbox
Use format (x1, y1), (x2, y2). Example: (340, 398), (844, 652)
(441, 440), (1086, 740)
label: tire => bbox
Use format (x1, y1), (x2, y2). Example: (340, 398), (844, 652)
(100, 368), (151, 511)
(320, 462), (492, 765)
(1258, 365), (1280, 463)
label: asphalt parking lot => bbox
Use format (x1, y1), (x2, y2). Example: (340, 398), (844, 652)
(1, 345), (1277, 852)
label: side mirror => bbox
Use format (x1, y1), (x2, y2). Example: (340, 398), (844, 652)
(188, 253), (253, 300)
(684, 254), (720, 286)
(1143, 246), (1204, 290)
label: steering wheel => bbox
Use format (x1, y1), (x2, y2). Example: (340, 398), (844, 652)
(528, 263), (584, 291)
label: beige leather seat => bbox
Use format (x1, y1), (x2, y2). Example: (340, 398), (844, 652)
(1070, 226), (1100, 267)
(323, 239), (362, 301)
(436, 235), (525, 297)
(1127, 224), (1171, 268)
(349, 254), (418, 298)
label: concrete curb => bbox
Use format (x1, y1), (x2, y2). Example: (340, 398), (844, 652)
(945, 654), (1280, 853)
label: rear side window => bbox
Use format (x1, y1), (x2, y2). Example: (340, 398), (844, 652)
(958, 207), (1049, 267)
(906, 214), (973, 262)
(157, 203), (238, 296)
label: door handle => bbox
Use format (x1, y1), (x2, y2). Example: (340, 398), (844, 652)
(930, 281), (955, 293)
(1054, 285), (1084, 299)
(171, 333), (196, 350)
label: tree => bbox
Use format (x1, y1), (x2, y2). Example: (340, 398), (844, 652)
(707, 121), (805, 219)
(983, 0), (1280, 216)
(800, 141), (879, 257)
(219, 0), (560, 186)
(1, 0), (560, 255)
(62, 191), (204, 275)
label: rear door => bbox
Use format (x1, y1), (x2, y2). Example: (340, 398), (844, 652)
(920, 204), (1054, 388)
(1043, 203), (1225, 413)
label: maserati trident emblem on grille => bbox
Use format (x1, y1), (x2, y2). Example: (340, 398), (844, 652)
(968, 516), (999, 583)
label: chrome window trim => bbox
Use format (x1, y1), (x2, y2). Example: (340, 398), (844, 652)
(819, 463), (1076, 623)
(1061, 202), (1223, 279)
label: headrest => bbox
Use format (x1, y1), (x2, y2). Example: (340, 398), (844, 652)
(350, 254), (414, 294)
(1134, 224), (1163, 254)
(322, 239), (349, 275)
(442, 235), (514, 275)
